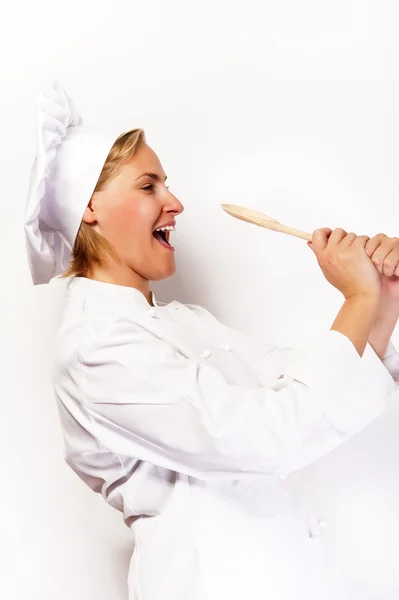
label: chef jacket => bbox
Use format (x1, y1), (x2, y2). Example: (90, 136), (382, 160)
(52, 275), (399, 600)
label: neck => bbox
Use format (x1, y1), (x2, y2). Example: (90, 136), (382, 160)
(85, 263), (153, 306)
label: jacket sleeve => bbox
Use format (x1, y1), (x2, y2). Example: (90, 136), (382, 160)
(187, 303), (399, 388)
(78, 319), (398, 481)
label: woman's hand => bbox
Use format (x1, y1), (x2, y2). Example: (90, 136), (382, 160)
(307, 228), (382, 299)
(365, 234), (399, 301)
(308, 230), (399, 302)
(309, 231), (399, 358)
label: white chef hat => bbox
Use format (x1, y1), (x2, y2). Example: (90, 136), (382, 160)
(24, 79), (130, 285)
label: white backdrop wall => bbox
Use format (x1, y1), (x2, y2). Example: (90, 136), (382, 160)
(3, 1), (399, 598)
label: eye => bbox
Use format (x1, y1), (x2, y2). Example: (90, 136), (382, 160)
(141, 184), (170, 192)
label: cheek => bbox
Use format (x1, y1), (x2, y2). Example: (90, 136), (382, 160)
(103, 201), (152, 242)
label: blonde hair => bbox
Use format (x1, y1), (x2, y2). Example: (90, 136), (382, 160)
(58, 128), (146, 279)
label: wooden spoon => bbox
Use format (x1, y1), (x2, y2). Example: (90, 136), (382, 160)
(220, 204), (312, 242)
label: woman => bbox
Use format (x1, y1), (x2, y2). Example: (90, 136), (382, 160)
(24, 80), (399, 600)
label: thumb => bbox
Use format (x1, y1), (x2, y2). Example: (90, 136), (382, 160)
(307, 241), (315, 253)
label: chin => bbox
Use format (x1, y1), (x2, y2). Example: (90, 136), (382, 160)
(150, 263), (176, 281)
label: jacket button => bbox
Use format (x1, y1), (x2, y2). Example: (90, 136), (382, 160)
(318, 519), (326, 529)
(222, 343), (231, 352)
(147, 308), (156, 317)
(202, 349), (212, 359)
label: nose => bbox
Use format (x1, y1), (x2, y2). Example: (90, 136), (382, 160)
(166, 190), (184, 216)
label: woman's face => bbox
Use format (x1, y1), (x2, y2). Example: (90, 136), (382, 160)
(83, 142), (184, 285)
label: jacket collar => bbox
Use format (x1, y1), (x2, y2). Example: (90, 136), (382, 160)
(66, 276), (159, 308)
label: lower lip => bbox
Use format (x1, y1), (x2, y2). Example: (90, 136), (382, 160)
(153, 233), (175, 251)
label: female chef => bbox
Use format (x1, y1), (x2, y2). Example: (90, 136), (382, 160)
(24, 80), (399, 600)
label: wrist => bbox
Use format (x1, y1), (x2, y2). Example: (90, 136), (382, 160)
(344, 292), (381, 308)
(377, 293), (399, 314)
(333, 294), (381, 357)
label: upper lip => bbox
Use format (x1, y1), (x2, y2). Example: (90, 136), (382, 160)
(153, 220), (176, 231)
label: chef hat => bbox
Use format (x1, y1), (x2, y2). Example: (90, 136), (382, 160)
(24, 79), (130, 285)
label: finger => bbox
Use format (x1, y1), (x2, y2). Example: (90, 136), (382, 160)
(353, 235), (371, 247)
(340, 232), (357, 247)
(317, 228), (333, 236)
(311, 228), (333, 242)
(382, 247), (399, 276)
(364, 234), (385, 257)
(311, 228), (333, 253)
(329, 228), (347, 245)
(369, 237), (396, 274)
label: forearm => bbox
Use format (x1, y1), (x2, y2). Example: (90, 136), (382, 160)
(368, 297), (399, 360)
(331, 294), (380, 358)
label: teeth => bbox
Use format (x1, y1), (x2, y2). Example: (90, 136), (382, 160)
(155, 225), (175, 232)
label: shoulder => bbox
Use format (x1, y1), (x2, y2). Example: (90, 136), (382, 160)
(56, 297), (179, 372)
(53, 296), (224, 377)
(51, 296), (91, 379)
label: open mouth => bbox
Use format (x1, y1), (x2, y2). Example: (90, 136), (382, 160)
(153, 229), (174, 250)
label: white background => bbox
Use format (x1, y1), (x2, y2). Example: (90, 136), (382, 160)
(3, 0), (399, 598)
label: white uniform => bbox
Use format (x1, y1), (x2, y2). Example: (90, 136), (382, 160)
(52, 275), (399, 600)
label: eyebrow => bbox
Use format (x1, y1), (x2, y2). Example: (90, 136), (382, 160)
(135, 172), (168, 182)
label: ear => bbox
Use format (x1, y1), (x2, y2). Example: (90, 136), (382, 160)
(81, 197), (97, 225)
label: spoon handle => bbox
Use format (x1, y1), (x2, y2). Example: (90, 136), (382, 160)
(221, 203), (312, 242)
